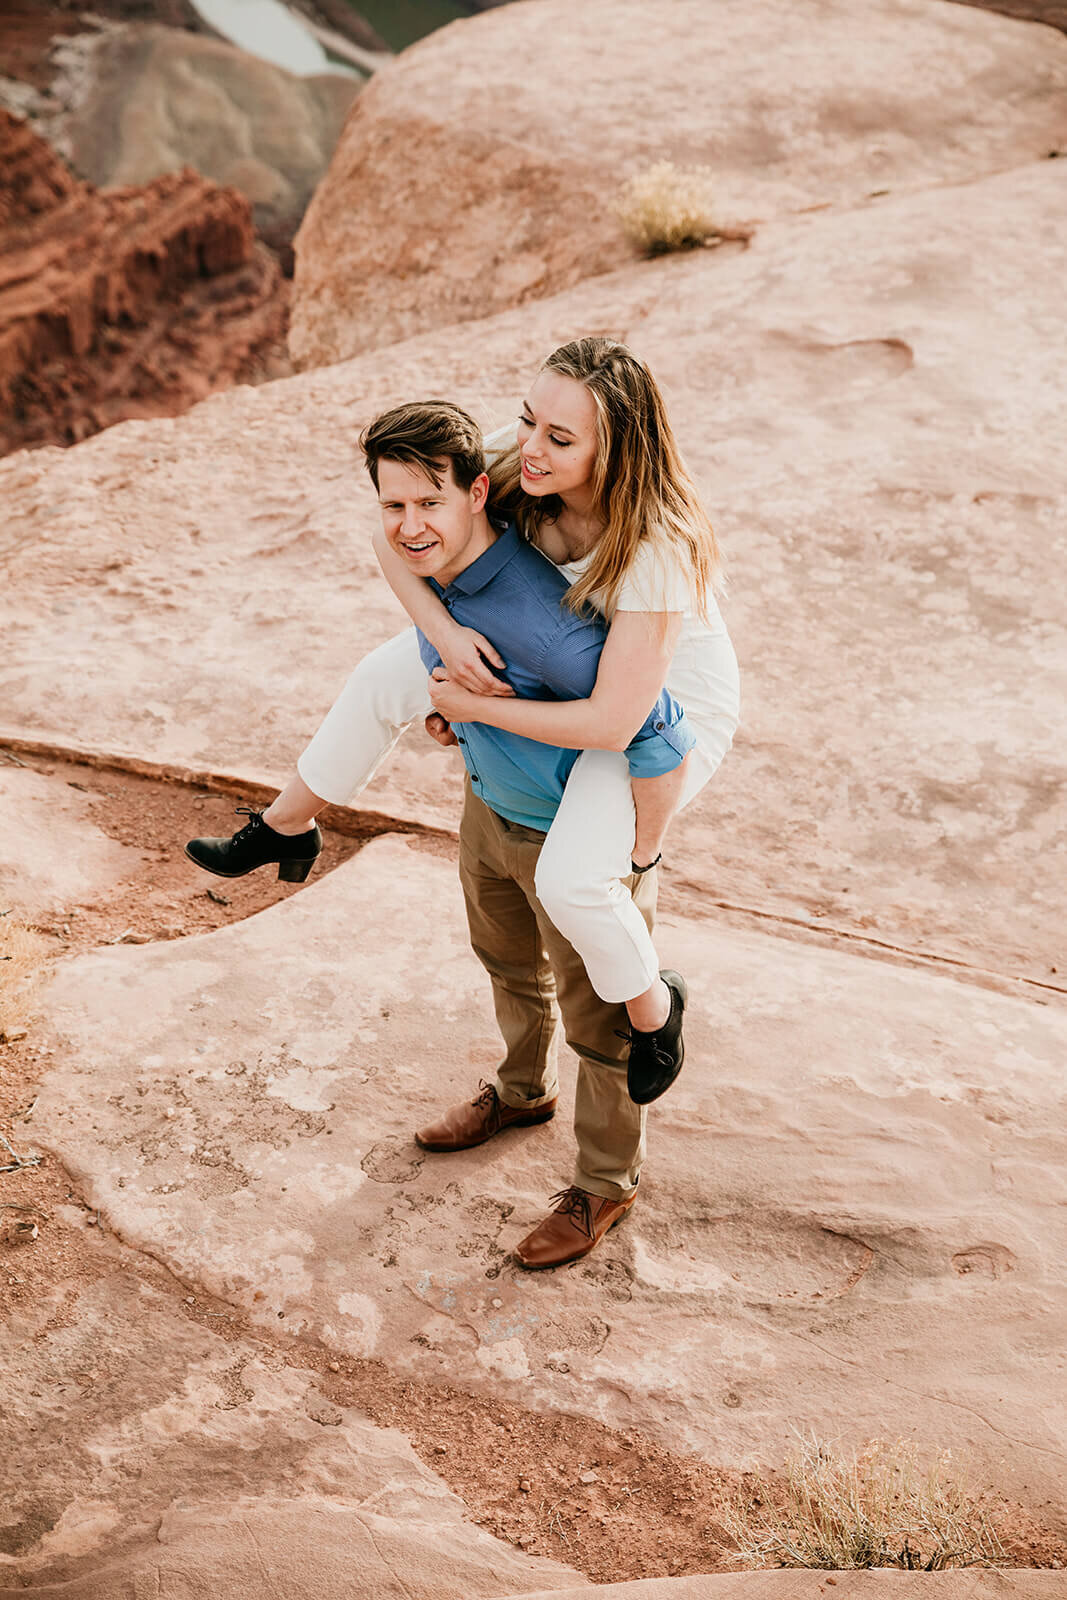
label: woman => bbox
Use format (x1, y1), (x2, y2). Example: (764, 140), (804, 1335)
(186, 338), (740, 1067)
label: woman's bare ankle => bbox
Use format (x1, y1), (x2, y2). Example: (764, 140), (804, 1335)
(625, 978), (671, 1033)
(262, 776), (324, 836)
(262, 807), (316, 836)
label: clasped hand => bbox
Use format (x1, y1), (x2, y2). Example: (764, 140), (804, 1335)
(438, 625), (516, 697)
(428, 666), (481, 724)
(423, 625), (514, 746)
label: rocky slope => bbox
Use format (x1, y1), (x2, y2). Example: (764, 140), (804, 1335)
(0, 111), (288, 456)
(42, 23), (359, 242)
(30, 826), (1067, 1502)
(2, 758), (1065, 1589)
(0, 0), (387, 85)
(289, 0), (1067, 368)
(2, 153), (1066, 1589)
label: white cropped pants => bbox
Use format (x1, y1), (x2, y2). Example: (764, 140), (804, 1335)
(298, 627), (737, 1003)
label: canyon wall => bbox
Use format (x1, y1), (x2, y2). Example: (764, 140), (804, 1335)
(0, 111), (288, 456)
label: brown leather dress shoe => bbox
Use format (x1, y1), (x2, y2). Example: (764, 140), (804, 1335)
(514, 1185), (636, 1270)
(414, 1081), (557, 1153)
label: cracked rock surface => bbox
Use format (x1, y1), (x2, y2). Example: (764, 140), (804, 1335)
(1, 1248), (583, 1597)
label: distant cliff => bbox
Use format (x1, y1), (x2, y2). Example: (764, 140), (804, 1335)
(0, 111), (289, 457)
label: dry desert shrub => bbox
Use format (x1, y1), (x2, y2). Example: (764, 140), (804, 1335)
(615, 161), (721, 255)
(0, 916), (47, 1040)
(724, 1436), (1008, 1572)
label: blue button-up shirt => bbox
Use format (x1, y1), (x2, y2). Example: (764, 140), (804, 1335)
(417, 523), (695, 831)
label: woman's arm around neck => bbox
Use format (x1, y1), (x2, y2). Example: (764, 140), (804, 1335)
(372, 526), (512, 696)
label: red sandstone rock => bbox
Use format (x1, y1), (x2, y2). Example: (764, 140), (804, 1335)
(0, 110), (289, 457)
(5, 154), (1065, 987)
(290, 0), (1067, 369)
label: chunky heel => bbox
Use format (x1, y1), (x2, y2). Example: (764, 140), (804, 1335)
(277, 857), (315, 884)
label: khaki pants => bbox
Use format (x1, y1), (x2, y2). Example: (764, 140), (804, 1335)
(458, 782), (658, 1201)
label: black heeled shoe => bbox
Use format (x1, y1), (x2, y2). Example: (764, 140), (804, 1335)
(184, 806), (322, 883)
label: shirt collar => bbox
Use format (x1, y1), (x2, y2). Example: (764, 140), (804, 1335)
(431, 521), (522, 599)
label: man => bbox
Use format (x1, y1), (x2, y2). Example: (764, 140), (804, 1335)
(362, 401), (693, 1269)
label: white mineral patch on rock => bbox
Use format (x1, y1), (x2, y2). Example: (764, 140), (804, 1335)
(335, 1289), (382, 1353)
(477, 1338), (532, 1382)
(265, 1062), (337, 1110)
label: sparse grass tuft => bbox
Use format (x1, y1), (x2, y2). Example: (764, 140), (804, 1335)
(724, 1436), (1009, 1572)
(615, 161), (724, 256)
(0, 916), (48, 1040)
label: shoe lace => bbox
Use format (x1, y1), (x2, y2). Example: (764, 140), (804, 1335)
(614, 1025), (674, 1072)
(231, 805), (263, 843)
(548, 1186), (594, 1240)
(471, 1080), (498, 1110)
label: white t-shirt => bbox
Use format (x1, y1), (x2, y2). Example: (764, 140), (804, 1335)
(483, 421), (740, 743)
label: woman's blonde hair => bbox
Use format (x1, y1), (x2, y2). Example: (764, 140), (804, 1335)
(487, 337), (720, 616)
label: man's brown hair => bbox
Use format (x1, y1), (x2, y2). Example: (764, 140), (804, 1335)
(360, 401), (486, 492)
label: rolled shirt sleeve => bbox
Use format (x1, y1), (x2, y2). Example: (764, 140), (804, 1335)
(624, 696), (696, 777)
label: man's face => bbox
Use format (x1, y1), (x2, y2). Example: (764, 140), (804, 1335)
(377, 457), (487, 586)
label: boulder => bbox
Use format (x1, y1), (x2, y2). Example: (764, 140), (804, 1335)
(289, 0), (1067, 368)
(0, 111), (288, 456)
